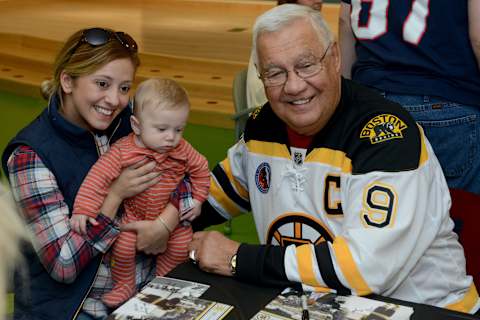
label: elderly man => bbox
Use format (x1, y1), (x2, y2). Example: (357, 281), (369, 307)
(190, 4), (479, 314)
(246, 0), (323, 112)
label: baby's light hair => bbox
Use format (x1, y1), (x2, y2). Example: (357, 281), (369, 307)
(133, 78), (190, 117)
(252, 4), (333, 66)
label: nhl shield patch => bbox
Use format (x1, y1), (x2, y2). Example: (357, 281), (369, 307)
(360, 114), (407, 144)
(255, 162), (271, 193)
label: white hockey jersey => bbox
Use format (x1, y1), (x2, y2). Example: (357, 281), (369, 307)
(207, 79), (479, 313)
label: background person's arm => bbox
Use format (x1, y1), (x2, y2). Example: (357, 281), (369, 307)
(338, 2), (356, 79)
(469, 0), (480, 69)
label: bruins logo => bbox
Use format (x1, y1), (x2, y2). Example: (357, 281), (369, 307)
(250, 106), (262, 120)
(360, 114), (407, 144)
(266, 213), (333, 246)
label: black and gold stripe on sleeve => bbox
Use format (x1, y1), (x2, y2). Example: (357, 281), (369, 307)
(210, 163), (251, 216)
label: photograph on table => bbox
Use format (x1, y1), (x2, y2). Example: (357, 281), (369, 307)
(251, 288), (414, 320)
(108, 276), (232, 320)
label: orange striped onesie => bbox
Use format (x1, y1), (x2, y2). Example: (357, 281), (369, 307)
(73, 133), (209, 307)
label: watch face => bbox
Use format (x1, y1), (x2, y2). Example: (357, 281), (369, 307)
(230, 254), (237, 275)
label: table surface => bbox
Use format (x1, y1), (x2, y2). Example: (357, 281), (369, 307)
(168, 262), (479, 320)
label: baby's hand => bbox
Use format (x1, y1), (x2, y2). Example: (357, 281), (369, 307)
(181, 199), (202, 222)
(70, 214), (97, 235)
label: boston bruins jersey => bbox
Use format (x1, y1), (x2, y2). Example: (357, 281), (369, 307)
(206, 79), (479, 313)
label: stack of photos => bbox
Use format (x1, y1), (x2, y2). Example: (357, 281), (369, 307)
(108, 276), (233, 320)
(251, 288), (414, 320)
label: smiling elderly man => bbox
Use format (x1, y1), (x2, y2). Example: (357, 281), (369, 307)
(189, 4), (479, 314)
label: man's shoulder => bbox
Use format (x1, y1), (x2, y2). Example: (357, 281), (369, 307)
(243, 104), (285, 144)
(336, 80), (422, 174)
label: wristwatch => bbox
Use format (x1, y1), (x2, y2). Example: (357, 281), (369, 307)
(229, 254), (237, 276)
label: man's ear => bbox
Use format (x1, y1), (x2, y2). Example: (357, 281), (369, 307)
(330, 41), (342, 74)
(60, 71), (74, 94)
(130, 115), (141, 135)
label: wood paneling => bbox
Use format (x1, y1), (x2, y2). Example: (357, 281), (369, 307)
(0, 0), (339, 128)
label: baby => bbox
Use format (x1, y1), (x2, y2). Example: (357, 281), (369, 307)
(71, 78), (210, 307)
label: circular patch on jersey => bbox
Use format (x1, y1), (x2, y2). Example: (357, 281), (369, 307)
(266, 213), (333, 247)
(255, 162), (271, 193)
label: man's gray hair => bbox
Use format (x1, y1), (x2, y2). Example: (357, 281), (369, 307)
(252, 4), (334, 66)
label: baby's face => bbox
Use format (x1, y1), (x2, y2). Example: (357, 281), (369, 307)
(136, 103), (189, 153)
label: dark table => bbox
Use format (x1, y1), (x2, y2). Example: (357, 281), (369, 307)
(168, 262), (479, 320)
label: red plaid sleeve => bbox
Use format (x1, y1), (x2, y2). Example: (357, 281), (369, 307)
(6, 145), (120, 283)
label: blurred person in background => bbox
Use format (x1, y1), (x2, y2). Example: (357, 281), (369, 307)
(338, 0), (480, 194)
(0, 182), (29, 319)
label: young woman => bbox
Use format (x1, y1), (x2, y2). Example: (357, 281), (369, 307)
(2, 27), (188, 320)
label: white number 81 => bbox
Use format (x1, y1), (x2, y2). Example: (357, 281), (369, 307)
(350, 0), (430, 45)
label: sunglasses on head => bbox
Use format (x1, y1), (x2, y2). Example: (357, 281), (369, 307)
(72, 27), (138, 53)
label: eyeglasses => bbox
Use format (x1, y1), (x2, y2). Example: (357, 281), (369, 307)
(259, 43), (331, 87)
(72, 27), (138, 53)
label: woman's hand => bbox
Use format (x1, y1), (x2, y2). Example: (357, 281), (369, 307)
(110, 158), (161, 201)
(101, 159), (161, 219)
(180, 199), (202, 222)
(121, 203), (180, 255)
(121, 220), (169, 254)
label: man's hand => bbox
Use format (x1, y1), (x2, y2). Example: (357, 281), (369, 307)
(121, 220), (169, 255)
(188, 231), (241, 276)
